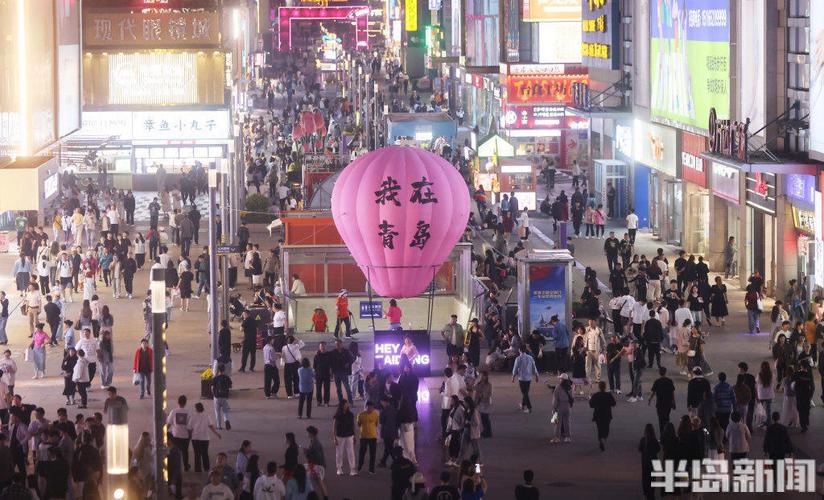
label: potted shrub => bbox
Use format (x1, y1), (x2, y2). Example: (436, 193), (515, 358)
(240, 193), (278, 224)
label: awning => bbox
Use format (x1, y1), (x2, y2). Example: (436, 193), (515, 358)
(700, 152), (820, 175)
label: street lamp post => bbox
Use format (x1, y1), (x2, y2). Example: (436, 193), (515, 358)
(106, 398), (128, 499)
(150, 267), (168, 497)
(208, 165), (220, 362)
(365, 73), (371, 149)
(220, 168), (230, 322)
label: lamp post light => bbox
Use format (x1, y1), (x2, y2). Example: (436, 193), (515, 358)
(365, 73), (371, 148)
(106, 398), (128, 499)
(150, 267), (168, 496)
(208, 164), (220, 362)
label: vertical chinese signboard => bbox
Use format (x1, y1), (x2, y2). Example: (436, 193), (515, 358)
(581, 0), (620, 70)
(405, 0), (418, 31)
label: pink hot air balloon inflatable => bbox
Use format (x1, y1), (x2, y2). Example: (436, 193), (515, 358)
(331, 146), (470, 298)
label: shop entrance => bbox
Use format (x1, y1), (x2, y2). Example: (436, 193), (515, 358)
(661, 180), (683, 245)
(685, 186), (709, 255)
(747, 208), (775, 289)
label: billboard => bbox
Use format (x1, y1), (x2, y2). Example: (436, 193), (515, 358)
(581, 0), (620, 70)
(739, 0), (765, 137)
(633, 0), (650, 108)
(523, 0), (580, 22)
(108, 52), (199, 105)
(650, 0), (730, 132)
(506, 72), (589, 105)
(810, 2), (824, 158)
(374, 330), (431, 377)
(529, 264), (567, 336)
(632, 119), (677, 177)
(538, 21), (582, 63)
(57, 0), (81, 138)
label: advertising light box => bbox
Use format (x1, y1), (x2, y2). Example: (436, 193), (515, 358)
(374, 330), (431, 377)
(523, 0), (581, 22)
(650, 0), (730, 132)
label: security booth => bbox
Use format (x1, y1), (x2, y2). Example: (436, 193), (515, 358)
(516, 249), (575, 371)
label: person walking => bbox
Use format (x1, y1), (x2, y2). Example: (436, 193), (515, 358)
(725, 411), (751, 460)
(475, 371), (493, 438)
(638, 423), (661, 500)
(356, 401), (379, 474)
(378, 396), (398, 468)
(584, 318), (606, 383)
(333, 401), (357, 476)
(441, 314), (464, 361)
(511, 346), (539, 413)
(211, 363), (233, 430)
(551, 375), (574, 443)
(72, 348), (91, 408)
(190, 402), (221, 473)
(239, 310), (258, 372)
(29, 323), (48, 379)
(648, 367), (676, 435)
(133, 338), (153, 399)
(282, 336), (305, 399)
(313, 342), (332, 406)
(713, 372), (735, 430)
(331, 339), (354, 404)
(298, 358), (315, 419)
(589, 381), (616, 451)
(167, 395), (193, 472)
(262, 336), (281, 399)
(626, 208), (639, 245)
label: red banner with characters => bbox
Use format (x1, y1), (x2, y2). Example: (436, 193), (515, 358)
(506, 73), (588, 105)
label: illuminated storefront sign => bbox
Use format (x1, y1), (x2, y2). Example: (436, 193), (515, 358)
(506, 73), (589, 105)
(80, 110), (230, 140)
(83, 11), (220, 48)
(792, 206), (816, 234)
(405, 0), (418, 31)
(745, 171), (776, 214)
(523, 0), (581, 22)
(615, 123), (632, 157)
(710, 161), (740, 204)
(581, 0), (620, 69)
(785, 174), (816, 207)
(503, 105), (567, 129)
(108, 52), (198, 106)
(278, 7), (370, 50)
(681, 131), (707, 188)
(632, 119), (677, 177)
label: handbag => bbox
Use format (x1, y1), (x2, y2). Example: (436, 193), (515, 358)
(20, 304), (27, 316)
(687, 350), (696, 358)
(132, 373), (141, 386)
(23, 348), (31, 362)
(349, 312), (360, 335)
(550, 411), (559, 424)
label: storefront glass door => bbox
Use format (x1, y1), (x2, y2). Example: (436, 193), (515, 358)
(663, 180), (683, 245)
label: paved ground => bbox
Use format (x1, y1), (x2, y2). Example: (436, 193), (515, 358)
(4, 98), (822, 498)
(3, 211), (823, 499)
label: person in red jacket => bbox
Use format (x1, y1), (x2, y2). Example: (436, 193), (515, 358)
(133, 338), (154, 399)
(334, 289), (351, 338)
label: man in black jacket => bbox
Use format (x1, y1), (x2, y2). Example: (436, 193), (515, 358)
(313, 342), (332, 406)
(330, 340), (353, 404)
(763, 411), (793, 460)
(643, 310), (664, 369)
(124, 190), (136, 225)
(737, 362), (757, 432)
(686, 367), (711, 411)
(43, 295), (61, 347)
(239, 310), (257, 372)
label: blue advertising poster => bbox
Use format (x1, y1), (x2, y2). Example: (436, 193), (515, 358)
(359, 301), (383, 319)
(529, 264), (567, 336)
(373, 330), (431, 377)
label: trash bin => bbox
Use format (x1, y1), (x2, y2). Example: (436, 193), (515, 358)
(200, 367), (213, 399)
(201, 378), (212, 399)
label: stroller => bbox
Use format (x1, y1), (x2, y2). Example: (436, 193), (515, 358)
(229, 294), (246, 321)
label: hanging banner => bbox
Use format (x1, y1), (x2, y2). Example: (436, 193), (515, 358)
(506, 73), (589, 105)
